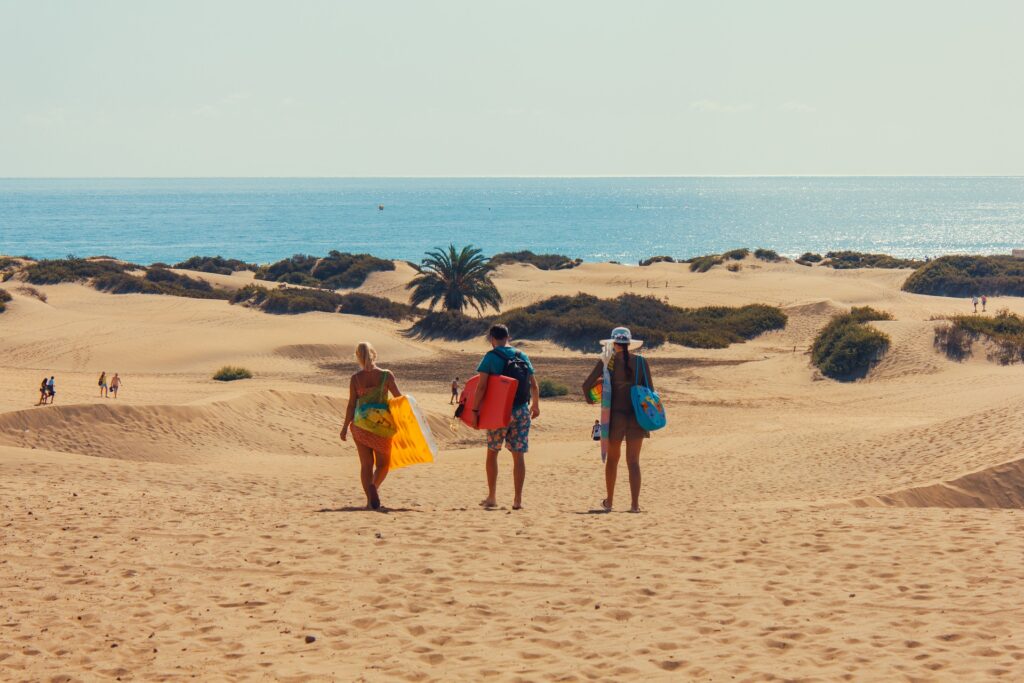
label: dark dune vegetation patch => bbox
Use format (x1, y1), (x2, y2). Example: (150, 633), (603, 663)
(254, 251), (395, 289)
(230, 284), (415, 321)
(638, 255), (676, 266)
(93, 267), (232, 300)
(408, 293), (787, 351)
(811, 306), (893, 380)
(173, 255), (256, 275)
(903, 255), (1024, 297)
(754, 248), (783, 262)
(796, 252), (823, 265)
(23, 257), (133, 285)
(822, 251), (923, 270)
(490, 251), (582, 270)
(0, 288), (11, 313)
(934, 310), (1024, 364)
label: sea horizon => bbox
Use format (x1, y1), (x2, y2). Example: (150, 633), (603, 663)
(3, 176), (1023, 264)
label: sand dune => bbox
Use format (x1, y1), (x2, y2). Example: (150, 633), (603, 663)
(4, 261), (1024, 680)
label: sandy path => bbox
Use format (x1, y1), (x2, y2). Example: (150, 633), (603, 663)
(3, 260), (1024, 680)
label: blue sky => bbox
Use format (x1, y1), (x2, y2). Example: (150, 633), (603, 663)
(1, 1), (1022, 176)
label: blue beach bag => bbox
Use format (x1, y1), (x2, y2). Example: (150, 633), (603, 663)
(630, 356), (666, 432)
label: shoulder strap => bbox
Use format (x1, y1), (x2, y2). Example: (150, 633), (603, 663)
(634, 355), (650, 388)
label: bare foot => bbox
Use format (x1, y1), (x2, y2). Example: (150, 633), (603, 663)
(601, 499), (612, 512)
(628, 506), (641, 513)
(479, 498), (497, 509)
(512, 502), (523, 510)
(368, 485), (381, 510)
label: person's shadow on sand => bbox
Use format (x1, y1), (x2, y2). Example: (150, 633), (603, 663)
(316, 506), (415, 514)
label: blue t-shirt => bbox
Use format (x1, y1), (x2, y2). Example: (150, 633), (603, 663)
(477, 346), (535, 375)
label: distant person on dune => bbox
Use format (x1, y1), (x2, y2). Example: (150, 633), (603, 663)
(36, 377), (48, 406)
(110, 373), (122, 398)
(583, 327), (654, 513)
(972, 295), (979, 312)
(450, 377), (460, 405)
(982, 295), (988, 312)
(469, 324), (539, 511)
(340, 342), (402, 510)
(46, 376), (55, 404)
(98, 371), (108, 398)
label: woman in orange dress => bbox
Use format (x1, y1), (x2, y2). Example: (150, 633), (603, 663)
(340, 342), (402, 509)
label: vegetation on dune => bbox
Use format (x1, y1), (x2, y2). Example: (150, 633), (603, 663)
(255, 251), (395, 289)
(230, 284), (415, 320)
(15, 285), (47, 302)
(754, 248), (783, 262)
(408, 293), (787, 351)
(687, 254), (724, 273)
(722, 248), (750, 261)
(23, 257), (132, 285)
(903, 255), (1024, 297)
(811, 307), (893, 380)
(638, 255), (676, 266)
(173, 255), (256, 275)
(0, 288), (11, 313)
(407, 244), (502, 314)
(934, 310), (1024, 364)
(798, 252), (823, 263)
(490, 251), (582, 270)
(822, 251), (923, 270)
(0, 257), (22, 282)
(538, 378), (569, 398)
(93, 267), (232, 300)
(213, 366), (253, 381)
(406, 310), (489, 341)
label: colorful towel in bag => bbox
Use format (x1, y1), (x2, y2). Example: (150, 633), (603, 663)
(600, 342), (613, 462)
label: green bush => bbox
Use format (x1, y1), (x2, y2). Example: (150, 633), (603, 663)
(823, 251), (923, 270)
(24, 257), (131, 284)
(231, 284), (414, 320)
(935, 311), (1024, 364)
(406, 310), (488, 340)
(0, 288), (11, 313)
(933, 323), (973, 361)
(811, 310), (892, 380)
(93, 268), (231, 300)
(406, 294), (787, 350)
(722, 248), (750, 261)
(255, 251), (395, 289)
(798, 252), (823, 263)
(754, 248), (782, 262)
(213, 366), (253, 381)
(687, 254), (724, 273)
(638, 255), (676, 267)
(491, 251), (582, 270)
(503, 294), (786, 351)
(538, 378), (569, 398)
(849, 306), (894, 323)
(173, 255), (255, 275)
(903, 255), (1024, 297)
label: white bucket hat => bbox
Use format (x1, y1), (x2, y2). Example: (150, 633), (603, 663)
(601, 326), (643, 350)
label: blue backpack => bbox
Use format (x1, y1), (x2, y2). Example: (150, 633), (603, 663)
(630, 356), (666, 431)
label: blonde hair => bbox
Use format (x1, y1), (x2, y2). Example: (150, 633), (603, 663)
(354, 342), (378, 371)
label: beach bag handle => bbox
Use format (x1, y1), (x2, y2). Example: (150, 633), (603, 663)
(630, 356), (666, 432)
(634, 355), (651, 389)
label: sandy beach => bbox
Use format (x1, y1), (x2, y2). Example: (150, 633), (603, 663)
(3, 258), (1024, 681)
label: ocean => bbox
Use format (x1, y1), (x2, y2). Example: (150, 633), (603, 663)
(1, 177), (1022, 265)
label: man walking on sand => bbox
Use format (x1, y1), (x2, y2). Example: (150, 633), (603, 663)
(450, 377), (460, 405)
(469, 324), (539, 511)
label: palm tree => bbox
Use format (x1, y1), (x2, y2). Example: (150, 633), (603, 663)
(407, 244), (502, 314)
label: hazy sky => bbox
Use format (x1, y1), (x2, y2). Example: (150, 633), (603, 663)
(2, 1), (1022, 176)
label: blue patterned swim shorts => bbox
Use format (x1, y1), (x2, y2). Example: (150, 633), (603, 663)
(486, 402), (532, 453)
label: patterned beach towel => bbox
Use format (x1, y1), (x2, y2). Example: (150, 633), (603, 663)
(600, 342), (613, 463)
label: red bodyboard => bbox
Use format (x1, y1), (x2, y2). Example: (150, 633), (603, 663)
(459, 374), (518, 430)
